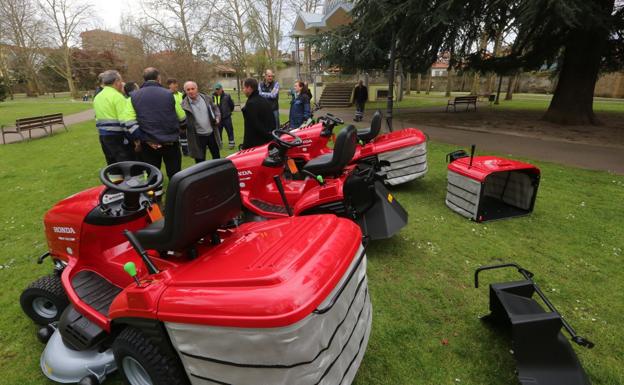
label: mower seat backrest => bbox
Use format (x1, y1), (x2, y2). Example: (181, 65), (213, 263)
(357, 110), (382, 143)
(303, 125), (357, 177)
(134, 159), (241, 252)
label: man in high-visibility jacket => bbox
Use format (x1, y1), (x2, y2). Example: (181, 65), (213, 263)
(123, 67), (187, 181)
(93, 70), (136, 165)
(167, 78), (188, 156)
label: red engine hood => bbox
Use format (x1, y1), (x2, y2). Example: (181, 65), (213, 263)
(156, 215), (362, 328)
(44, 186), (104, 260)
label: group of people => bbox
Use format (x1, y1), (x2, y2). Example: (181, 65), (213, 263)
(93, 66), (316, 190)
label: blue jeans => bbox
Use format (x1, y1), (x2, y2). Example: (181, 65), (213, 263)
(273, 110), (280, 130)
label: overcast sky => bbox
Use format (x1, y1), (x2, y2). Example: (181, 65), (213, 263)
(90, 0), (132, 32)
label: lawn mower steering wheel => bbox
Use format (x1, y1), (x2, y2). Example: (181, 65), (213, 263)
(324, 113), (344, 125)
(272, 129), (303, 149)
(100, 161), (163, 193)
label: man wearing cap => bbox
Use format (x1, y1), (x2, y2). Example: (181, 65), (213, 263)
(212, 83), (236, 149)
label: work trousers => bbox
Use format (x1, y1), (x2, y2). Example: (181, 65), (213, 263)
(194, 134), (220, 163)
(218, 116), (235, 144)
(272, 110), (280, 130)
(355, 102), (365, 121)
(140, 142), (181, 180)
(99, 135), (135, 165)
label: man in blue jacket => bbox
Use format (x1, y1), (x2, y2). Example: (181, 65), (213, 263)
(124, 67), (186, 182)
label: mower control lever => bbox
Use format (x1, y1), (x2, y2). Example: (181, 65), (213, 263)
(124, 230), (159, 275)
(123, 262), (141, 286)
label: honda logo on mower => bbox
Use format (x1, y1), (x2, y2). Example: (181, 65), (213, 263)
(52, 226), (76, 234)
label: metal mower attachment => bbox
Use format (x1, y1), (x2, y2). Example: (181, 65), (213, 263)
(475, 263), (594, 385)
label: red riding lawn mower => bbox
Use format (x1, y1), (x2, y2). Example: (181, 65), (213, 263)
(268, 110), (428, 186)
(228, 123), (409, 240)
(20, 160), (373, 385)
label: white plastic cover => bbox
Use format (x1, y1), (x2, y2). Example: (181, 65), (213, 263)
(445, 170), (482, 220)
(166, 245), (372, 385)
(40, 329), (116, 383)
(378, 142), (428, 186)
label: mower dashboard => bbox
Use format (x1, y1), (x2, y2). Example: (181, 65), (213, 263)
(85, 187), (153, 225)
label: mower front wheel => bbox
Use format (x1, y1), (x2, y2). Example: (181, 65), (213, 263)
(20, 274), (69, 325)
(113, 327), (189, 385)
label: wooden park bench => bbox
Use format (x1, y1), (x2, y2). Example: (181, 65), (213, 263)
(1, 113), (68, 144)
(446, 95), (478, 112)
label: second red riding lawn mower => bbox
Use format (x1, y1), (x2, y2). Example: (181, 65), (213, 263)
(20, 160), (372, 385)
(247, 110), (428, 186)
(229, 123), (409, 240)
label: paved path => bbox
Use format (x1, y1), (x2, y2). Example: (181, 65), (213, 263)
(6, 107), (623, 174)
(305, 109), (624, 175)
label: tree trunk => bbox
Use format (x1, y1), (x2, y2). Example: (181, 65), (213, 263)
(445, 70), (453, 97)
(425, 71), (432, 95)
(386, 32), (397, 131)
(505, 74), (518, 100)
(64, 47), (79, 99)
(470, 72), (480, 95)
(416, 73), (421, 94)
(543, 27), (608, 125)
(405, 72), (411, 95)
(397, 61), (404, 102)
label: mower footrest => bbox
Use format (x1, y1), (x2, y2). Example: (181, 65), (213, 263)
(250, 199), (288, 214)
(485, 281), (591, 385)
(71, 270), (122, 317)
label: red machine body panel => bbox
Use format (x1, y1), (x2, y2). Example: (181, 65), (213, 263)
(156, 216), (362, 328)
(448, 156), (540, 182)
(228, 123), (427, 166)
(43, 187), (362, 331)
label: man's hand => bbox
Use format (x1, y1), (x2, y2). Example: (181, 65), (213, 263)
(147, 142), (162, 150)
(133, 140), (142, 152)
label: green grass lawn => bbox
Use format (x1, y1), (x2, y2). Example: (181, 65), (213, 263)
(0, 95), (92, 126)
(0, 115), (623, 384)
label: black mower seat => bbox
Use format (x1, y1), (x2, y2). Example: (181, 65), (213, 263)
(356, 110), (382, 143)
(134, 159), (241, 252)
(303, 125), (357, 177)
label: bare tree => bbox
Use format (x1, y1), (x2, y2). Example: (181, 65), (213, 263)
(139, 0), (215, 57)
(247, 0), (285, 69)
(39, 0), (93, 98)
(0, 0), (47, 95)
(213, 0), (251, 77)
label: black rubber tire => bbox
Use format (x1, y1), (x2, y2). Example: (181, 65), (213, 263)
(113, 327), (189, 385)
(20, 274), (69, 325)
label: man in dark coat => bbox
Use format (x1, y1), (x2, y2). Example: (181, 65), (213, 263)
(353, 80), (368, 122)
(124, 67), (186, 183)
(181, 81), (222, 163)
(212, 83), (236, 149)
(241, 78), (274, 149)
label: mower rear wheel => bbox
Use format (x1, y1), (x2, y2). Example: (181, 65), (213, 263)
(113, 327), (189, 385)
(20, 274), (69, 325)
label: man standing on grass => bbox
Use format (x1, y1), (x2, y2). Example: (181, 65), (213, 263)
(212, 83), (236, 149)
(167, 78), (189, 156)
(259, 69), (280, 130)
(353, 80), (368, 122)
(93, 70), (135, 165)
(241, 78), (274, 149)
(181, 81), (222, 163)
(124, 67), (186, 193)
